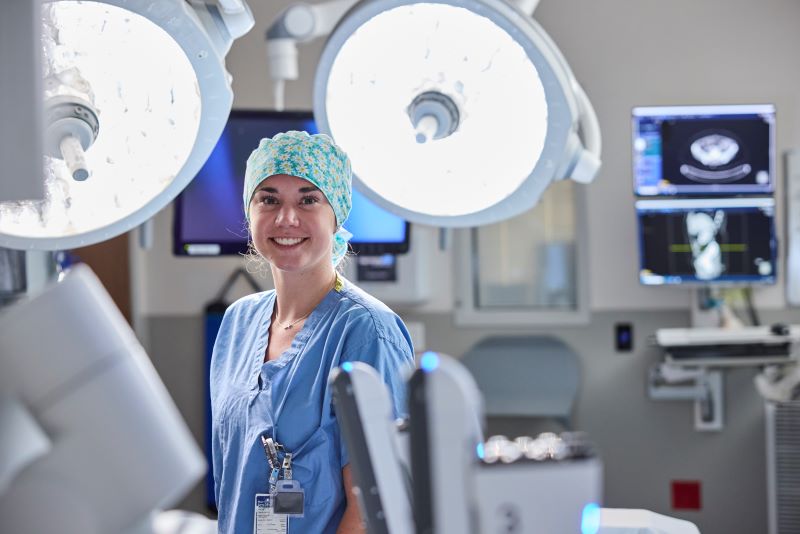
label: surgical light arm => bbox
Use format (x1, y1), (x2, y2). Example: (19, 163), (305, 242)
(266, 0), (358, 110)
(1, 0), (44, 203)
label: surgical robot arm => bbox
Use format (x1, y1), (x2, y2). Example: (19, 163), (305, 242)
(331, 363), (414, 534)
(0, 265), (208, 534)
(331, 355), (700, 534)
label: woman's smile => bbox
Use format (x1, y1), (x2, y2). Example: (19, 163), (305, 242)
(271, 236), (308, 247)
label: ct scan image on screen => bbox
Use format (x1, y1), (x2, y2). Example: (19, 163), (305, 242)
(636, 198), (777, 285)
(632, 104), (775, 196)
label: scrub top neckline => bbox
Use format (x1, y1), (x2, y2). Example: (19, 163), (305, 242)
(253, 275), (347, 383)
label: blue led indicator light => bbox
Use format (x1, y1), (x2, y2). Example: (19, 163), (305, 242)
(581, 503), (601, 534)
(420, 352), (439, 372)
(341, 362), (354, 373)
(476, 443), (485, 459)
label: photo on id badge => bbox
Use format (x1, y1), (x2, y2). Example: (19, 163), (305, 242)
(254, 481), (304, 533)
(254, 493), (287, 534)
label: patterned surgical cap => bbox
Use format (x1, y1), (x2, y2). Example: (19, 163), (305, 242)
(243, 131), (352, 266)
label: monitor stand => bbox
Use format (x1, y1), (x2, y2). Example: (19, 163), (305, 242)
(689, 286), (743, 329)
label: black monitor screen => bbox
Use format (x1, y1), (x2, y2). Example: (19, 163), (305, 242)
(636, 198), (777, 285)
(173, 110), (410, 256)
(632, 104), (775, 196)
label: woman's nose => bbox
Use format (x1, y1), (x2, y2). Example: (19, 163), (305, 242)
(275, 205), (299, 226)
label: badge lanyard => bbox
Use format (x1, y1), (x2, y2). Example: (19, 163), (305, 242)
(254, 436), (304, 534)
(256, 276), (342, 531)
(267, 273), (344, 434)
(260, 437), (304, 505)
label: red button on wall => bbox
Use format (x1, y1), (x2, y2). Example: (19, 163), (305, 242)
(671, 480), (702, 510)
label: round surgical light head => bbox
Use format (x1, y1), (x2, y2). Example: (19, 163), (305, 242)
(314, 0), (597, 227)
(0, 0), (251, 250)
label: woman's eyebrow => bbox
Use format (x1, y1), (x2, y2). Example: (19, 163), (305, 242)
(255, 185), (321, 194)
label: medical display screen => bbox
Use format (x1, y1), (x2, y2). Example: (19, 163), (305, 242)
(632, 104), (775, 196)
(173, 110), (409, 256)
(636, 198), (777, 285)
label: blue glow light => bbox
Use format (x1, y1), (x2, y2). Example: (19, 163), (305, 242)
(420, 352), (439, 373)
(341, 362), (354, 373)
(476, 443), (485, 460)
(581, 503), (601, 534)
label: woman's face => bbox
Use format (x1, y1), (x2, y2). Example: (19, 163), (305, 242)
(249, 174), (337, 274)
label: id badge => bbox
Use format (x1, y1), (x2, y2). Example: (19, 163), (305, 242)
(273, 480), (305, 517)
(254, 494), (288, 534)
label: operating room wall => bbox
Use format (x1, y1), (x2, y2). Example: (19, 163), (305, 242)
(129, 0), (800, 531)
(132, 0), (800, 317)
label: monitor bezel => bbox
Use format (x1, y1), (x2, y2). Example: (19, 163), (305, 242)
(635, 197), (778, 286)
(631, 103), (777, 197)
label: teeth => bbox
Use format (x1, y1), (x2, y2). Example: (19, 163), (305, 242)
(274, 237), (304, 246)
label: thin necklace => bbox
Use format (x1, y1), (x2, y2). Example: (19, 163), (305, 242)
(276, 312), (311, 331)
(274, 274), (338, 331)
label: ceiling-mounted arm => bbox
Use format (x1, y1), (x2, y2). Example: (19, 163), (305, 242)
(503, 0), (601, 185)
(266, 0), (358, 110)
(568, 81), (602, 184)
(189, 0), (255, 57)
(508, 0), (542, 16)
(198, 0), (248, 15)
(552, 80), (602, 186)
(574, 82), (601, 158)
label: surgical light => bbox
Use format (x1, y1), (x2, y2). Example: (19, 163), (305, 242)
(0, 0), (254, 250)
(310, 0), (601, 227)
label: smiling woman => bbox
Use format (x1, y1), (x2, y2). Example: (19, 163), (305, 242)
(249, 174), (338, 275)
(209, 131), (415, 534)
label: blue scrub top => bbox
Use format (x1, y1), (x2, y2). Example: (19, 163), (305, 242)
(210, 277), (414, 533)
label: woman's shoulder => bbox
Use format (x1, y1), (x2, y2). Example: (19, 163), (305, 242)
(335, 279), (395, 319)
(331, 279), (410, 345)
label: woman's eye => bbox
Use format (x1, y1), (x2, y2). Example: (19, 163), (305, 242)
(258, 195), (278, 205)
(301, 196), (319, 205)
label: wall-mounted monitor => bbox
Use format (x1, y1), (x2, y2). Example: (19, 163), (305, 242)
(636, 197), (777, 285)
(173, 110), (410, 256)
(632, 104), (775, 196)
